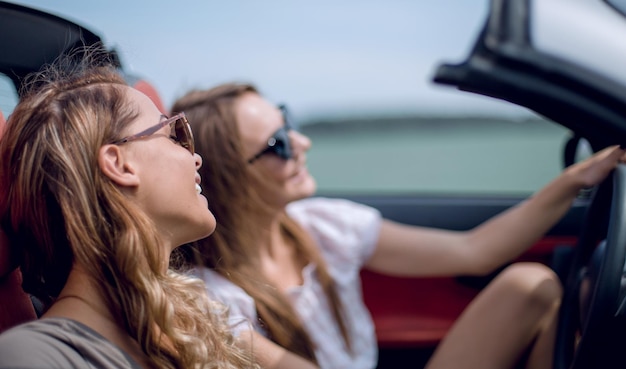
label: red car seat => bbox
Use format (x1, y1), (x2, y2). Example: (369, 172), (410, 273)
(122, 74), (168, 115)
(132, 79), (167, 115)
(0, 110), (37, 334)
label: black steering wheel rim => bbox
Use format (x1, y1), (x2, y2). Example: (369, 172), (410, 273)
(554, 165), (626, 369)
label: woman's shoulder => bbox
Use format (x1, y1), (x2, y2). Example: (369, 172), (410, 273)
(0, 318), (88, 349)
(195, 267), (256, 310)
(287, 197), (382, 267)
(0, 318), (141, 368)
(194, 267), (262, 336)
(286, 196), (381, 228)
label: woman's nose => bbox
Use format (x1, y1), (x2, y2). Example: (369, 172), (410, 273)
(194, 152), (203, 169)
(290, 130), (312, 154)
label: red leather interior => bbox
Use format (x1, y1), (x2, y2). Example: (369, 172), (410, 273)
(362, 236), (576, 348)
(133, 79), (167, 115)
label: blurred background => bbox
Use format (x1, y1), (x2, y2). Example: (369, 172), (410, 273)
(4, 0), (569, 195)
(10, 0), (531, 118)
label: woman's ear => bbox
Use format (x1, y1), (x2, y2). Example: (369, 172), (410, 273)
(98, 144), (140, 187)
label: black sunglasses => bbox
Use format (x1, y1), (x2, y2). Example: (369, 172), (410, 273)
(247, 104), (294, 164)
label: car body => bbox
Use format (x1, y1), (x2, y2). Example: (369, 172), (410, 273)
(0, 1), (101, 116)
(0, 1), (165, 118)
(2, 1), (626, 369)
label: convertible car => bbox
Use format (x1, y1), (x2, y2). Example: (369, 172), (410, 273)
(1, 1), (626, 369)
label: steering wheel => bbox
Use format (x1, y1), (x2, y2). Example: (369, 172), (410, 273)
(554, 165), (626, 369)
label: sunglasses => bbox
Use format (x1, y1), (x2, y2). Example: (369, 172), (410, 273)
(247, 105), (294, 164)
(111, 112), (195, 155)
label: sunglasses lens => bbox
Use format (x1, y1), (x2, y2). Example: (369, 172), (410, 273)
(173, 117), (194, 154)
(271, 127), (292, 160)
(247, 112), (294, 164)
(279, 105), (294, 130)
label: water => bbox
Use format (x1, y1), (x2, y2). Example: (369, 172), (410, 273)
(300, 115), (571, 196)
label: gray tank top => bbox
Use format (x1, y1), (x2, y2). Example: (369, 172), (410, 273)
(0, 317), (142, 368)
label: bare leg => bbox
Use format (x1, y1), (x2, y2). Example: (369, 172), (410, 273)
(424, 262), (562, 369)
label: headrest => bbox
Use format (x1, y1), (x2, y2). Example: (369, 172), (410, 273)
(132, 79), (168, 115)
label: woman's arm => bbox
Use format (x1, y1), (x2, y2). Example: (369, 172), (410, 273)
(237, 330), (319, 369)
(365, 145), (626, 277)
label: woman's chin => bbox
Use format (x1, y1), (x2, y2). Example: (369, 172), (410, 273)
(305, 174), (317, 194)
(203, 216), (218, 237)
(190, 215), (218, 243)
(292, 176), (317, 200)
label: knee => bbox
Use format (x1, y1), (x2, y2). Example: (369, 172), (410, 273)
(495, 262), (563, 309)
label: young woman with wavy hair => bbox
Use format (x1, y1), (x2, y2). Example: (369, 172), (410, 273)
(0, 55), (258, 369)
(172, 83), (626, 369)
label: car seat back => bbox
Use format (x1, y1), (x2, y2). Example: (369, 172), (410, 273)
(121, 71), (167, 115)
(0, 110), (37, 334)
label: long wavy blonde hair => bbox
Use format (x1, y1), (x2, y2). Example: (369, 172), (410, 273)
(172, 84), (351, 364)
(0, 52), (257, 369)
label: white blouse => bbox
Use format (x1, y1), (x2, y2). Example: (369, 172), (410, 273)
(197, 197), (382, 369)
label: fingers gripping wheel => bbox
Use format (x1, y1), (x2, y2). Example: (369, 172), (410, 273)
(555, 165), (626, 369)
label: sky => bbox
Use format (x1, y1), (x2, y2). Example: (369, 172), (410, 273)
(9, 0), (532, 121)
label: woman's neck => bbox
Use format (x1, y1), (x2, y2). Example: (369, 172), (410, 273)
(249, 208), (283, 251)
(256, 218), (307, 290)
(45, 266), (113, 322)
(45, 266), (152, 368)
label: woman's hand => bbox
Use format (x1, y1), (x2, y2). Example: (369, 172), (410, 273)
(366, 145), (626, 278)
(564, 145), (626, 190)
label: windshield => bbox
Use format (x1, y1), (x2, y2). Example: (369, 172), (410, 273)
(607, 0), (626, 16)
